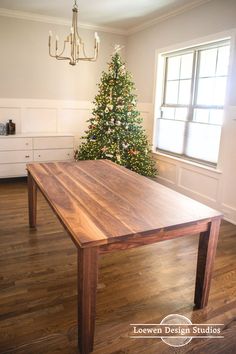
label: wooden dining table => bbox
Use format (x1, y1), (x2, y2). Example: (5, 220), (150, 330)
(27, 160), (222, 354)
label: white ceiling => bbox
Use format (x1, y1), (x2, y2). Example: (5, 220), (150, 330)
(0, 0), (211, 32)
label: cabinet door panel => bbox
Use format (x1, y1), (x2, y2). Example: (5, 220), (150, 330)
(0, 163), (27, 177)
(0, 138), (32, 151)
(33, 137), (74, 149)
(34, 149), (73, 162)
(0, 150), (33, 164)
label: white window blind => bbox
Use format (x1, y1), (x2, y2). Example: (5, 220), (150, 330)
(156, 39), (230, 165)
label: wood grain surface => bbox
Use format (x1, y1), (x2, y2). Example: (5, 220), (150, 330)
(27, 160), (222, 248)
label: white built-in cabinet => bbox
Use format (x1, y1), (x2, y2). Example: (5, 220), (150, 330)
(0, 133), (74, 178)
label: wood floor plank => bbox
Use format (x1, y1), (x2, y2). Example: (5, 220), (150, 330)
(0, 179), (235, 354)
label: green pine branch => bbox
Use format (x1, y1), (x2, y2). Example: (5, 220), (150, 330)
(75, 52), (157, 177)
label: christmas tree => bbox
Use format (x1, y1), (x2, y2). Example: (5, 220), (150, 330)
(75, 49), (157, 177)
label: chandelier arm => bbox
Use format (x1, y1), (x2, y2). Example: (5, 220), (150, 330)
(56, 56), (72, 60)
(77, 50), (99, 61)
(77, 50), (98, 61)
(76, 28), (83, 43)
(79, 41), (99, 60)
(71, 39), (75, 63)
(49, 42), (68, 59)
(49, 40), (55, 58)
(49, 52), (56, 58)
(57, 39), (68, 57)
(81, 42), (88, 59)
(49, 51), (71, 60)
(77, 57), (97, 62)
(49, 48), (57, 58)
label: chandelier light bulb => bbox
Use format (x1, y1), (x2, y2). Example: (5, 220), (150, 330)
(95, 32), (100, 43)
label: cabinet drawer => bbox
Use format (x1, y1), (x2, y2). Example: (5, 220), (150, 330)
(0, 137), (32, 151)
(33, 137), (74, 149)
(0, 150), (33, 164)
(0, 163), (27, 178)
(34, 149), (73, 162)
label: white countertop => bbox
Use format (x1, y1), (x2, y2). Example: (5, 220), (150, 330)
(0, 132), (74, 138)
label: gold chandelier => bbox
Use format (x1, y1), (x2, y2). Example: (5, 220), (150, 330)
(48, 0), (100, 66)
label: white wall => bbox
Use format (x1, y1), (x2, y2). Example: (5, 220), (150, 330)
(1, 1), (236, 223)
(126, 0), (236, 104)
(0, 15), (127, 147)
(0, 16), (126, 100)
(126, 0), (236, 224)
(0, 15), (154, 147)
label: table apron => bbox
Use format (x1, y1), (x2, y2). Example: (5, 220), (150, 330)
(99, 220), (213, 254)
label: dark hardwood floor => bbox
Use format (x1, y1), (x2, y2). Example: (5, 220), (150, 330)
(0, 179), (235, 354)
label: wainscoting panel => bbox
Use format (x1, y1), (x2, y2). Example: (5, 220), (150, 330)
(156, 159), (177, 185)
(155, 154), (222, 207)
(138, 103), (154, 142)
(22, 108), (58, 133)
(221, 203), (236, 224)
(58, 108), (91, 140)
(178, 167), (219, 203)
(0, 99), (153, 149)
(0, 107), (21, 133)
(0, 99), (93, 147)
(154, 153), (236, 224)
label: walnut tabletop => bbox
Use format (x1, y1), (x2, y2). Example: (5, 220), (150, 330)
(27, 160), (221, 248)
(27, 160), (222, 354)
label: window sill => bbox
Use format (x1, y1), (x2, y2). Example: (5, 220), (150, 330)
(152, 150), (222, 175)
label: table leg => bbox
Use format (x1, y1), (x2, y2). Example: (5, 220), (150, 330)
(194, 218), (221, 309)
(28, 171), (37, 228)
(78, 247), (98, 354)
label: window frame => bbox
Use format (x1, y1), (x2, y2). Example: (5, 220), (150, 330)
(155, 39), (230, 167)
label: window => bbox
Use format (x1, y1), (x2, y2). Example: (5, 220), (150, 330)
(155, 39), (230, 165)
